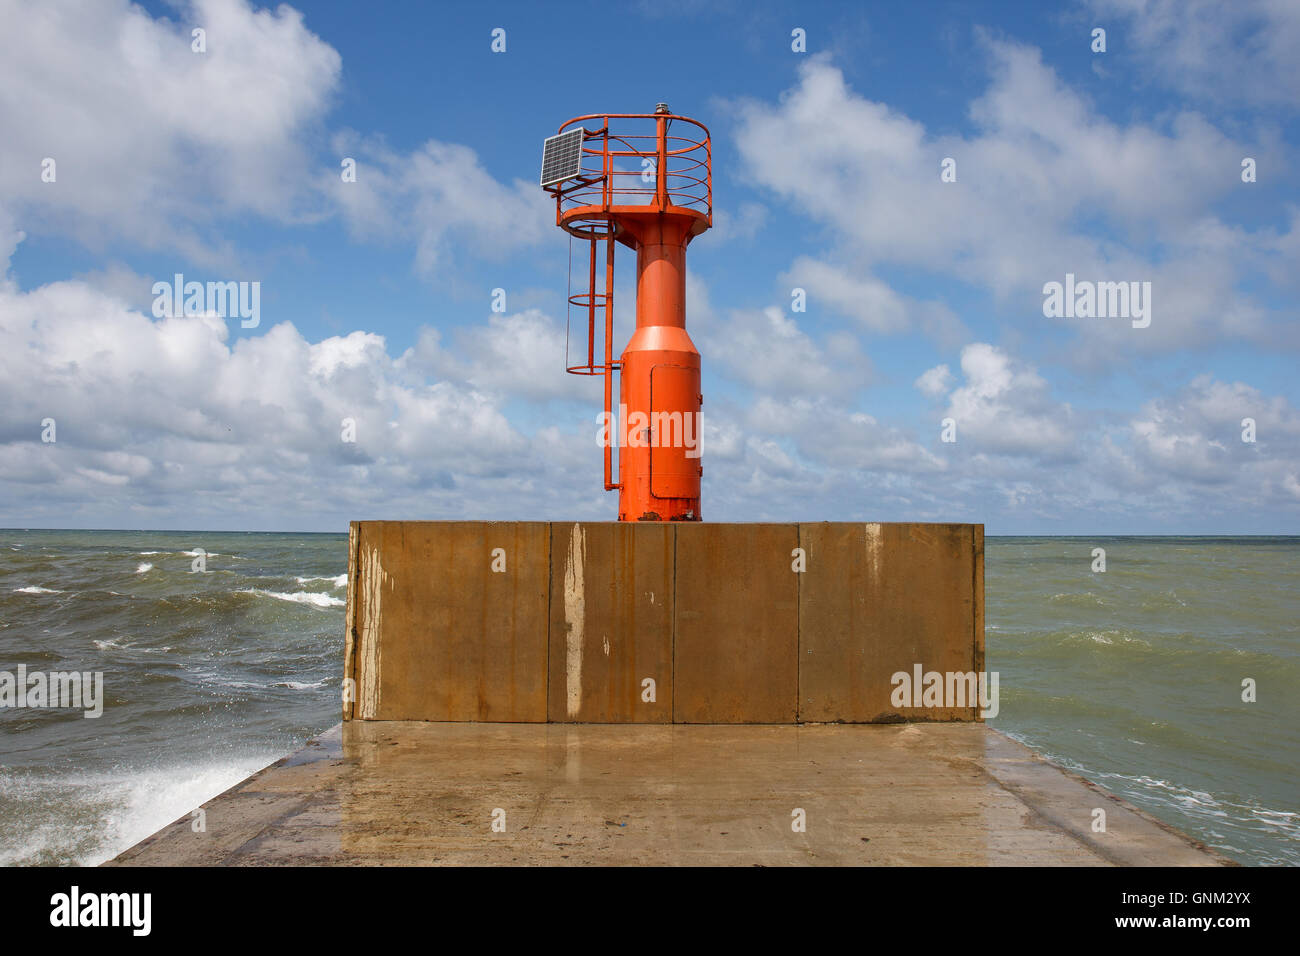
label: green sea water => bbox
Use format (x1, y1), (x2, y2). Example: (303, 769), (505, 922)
(985, 536), (1298, 865)
(0, 530), (1295, 865)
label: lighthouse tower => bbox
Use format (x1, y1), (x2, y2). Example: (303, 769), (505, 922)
(541, 105), (712, 521)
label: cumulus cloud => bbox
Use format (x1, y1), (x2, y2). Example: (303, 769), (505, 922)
(745, 396), (944, 473)
(1127, 375), (1300, 494)
(327, 134), (552, 278)
(398, 309), (595, 403)
(0, 262), (603, 527)
(709, 200), (768, 242)
(915, 364), (953, 398)
(780, 256), (966, 344)
(919, 343), (1077, 459)
(1085, 0), (1300, 109)
(728, 43), (1294, 360)
(695, 305), (870, 397)
(0, 0), (342, 263)
(0, 0), (550, 278)
(3, 252), (1297, 529)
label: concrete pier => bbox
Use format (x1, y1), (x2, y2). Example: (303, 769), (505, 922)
(107, 721), (1228, 866)
(105, 519), (1229, 866)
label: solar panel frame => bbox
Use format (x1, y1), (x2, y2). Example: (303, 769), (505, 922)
(540, 128), (585, 188)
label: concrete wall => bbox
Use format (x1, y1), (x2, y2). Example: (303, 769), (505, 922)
(547, 522), (674, 723)
(674, 524), (799, 722)
(344, 521), (984, 724)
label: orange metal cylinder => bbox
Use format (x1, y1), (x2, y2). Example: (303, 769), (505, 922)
(617, 214), (701, 521)
(548, 110), (711, 521)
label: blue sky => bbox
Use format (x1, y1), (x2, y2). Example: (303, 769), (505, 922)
(1, 0), (1297, 532)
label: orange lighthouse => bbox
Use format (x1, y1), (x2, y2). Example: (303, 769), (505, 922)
(541, 105), (711, 521)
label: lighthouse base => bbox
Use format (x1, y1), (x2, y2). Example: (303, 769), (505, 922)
(342, 521), (984, 724)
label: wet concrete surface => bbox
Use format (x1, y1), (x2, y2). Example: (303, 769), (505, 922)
(107, 722), (1230, 866)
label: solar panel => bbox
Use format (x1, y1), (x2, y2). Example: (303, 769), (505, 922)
(540, 128), (584, 187)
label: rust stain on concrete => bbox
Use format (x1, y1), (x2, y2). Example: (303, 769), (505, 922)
(564, 522), (586, 719)
(358, 543), (388, 719)
(864, 521), (882, 580)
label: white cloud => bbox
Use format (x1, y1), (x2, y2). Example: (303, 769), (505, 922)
(0, 0), (551, 278)
(709, 200), (768, 242)
(745, 396), (945, 473)
(695, 305), (871, 396)
(3, 258), (1297, 529)
(0, 264), (603, 526)
(780, 257), (966, 344)
(1128, 375), (1300, 490)
(728, 43), (1292, 360)
(328, 134), (552, 278)
(925, 343), (1077, 459)
(1085, 0), (1300, 109)
(915, 364), (953, 398)
(0, 0), (342, 263)
(398, 309), (591, 403)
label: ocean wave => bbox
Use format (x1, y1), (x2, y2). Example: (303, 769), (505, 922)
(1139, 589), (1190, 610)
(242, 588), (344, 609)
(295, 573), (347, 588)
(93, 639), (171, 653)
(13, 585), (63, 594)
(1251, 808), (1299, 828)
(1073, 629), (1150, 648)
(1003, 741), (1300, 863)
(1047, 591), (1107, 607)
(135, 563), (153, 574)
(138, 551), (163, 556)
(270, 680), (328, 690)
(0, 757), (280, 866)
(1093, 772), (1300, 855)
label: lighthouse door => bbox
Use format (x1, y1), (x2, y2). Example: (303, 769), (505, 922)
(649, 363), (700, 501)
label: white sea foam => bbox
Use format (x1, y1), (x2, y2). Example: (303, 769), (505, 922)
(271, 680), (327, 690)
(93, 639), (170, 653)
(244, 588), (344, 609)
(0, 757), (281, 866)
(14, 585), (62, 594)
(295, 573), (347, 588)
(1251, 809), (1299, 828)
(135, 563), (153, 574)
(138, 551), (163, 555)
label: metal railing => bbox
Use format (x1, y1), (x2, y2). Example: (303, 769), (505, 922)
(546, 113), (712, 231)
